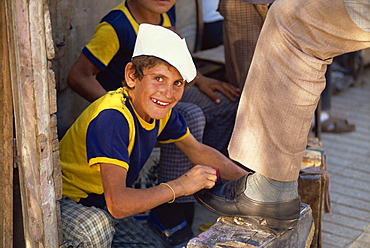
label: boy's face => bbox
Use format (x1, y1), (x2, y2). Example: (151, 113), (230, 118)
(125, 62), (185, 122)
(136, 0), (176, 14)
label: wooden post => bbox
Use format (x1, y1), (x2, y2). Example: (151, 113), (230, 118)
(10, 0), (61, 247)
(0, 0), (15, 246)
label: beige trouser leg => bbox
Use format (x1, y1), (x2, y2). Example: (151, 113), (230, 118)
(228, 0), (370, 181)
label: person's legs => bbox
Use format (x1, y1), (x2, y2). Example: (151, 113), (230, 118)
(219, 0), (268, 88)
(59, 197), (115, 248)
(229, 0), (370, 182)
(195, 0), (370, 221)
(60, 197), (164, 248)
(181, 87), (238, 156)
(112, 216), (165, 248)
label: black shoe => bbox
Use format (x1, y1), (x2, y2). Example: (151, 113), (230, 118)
(194, 174), (301, 229)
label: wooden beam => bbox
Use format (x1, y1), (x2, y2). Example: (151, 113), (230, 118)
(11, 0), (60, 247)
(0, 0), (15, 246)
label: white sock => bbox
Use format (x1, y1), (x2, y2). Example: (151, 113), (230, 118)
(244, 173), (298, 203)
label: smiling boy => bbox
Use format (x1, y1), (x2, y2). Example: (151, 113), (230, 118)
(59, 24), (246, 248)
(65, 2), (241, 245)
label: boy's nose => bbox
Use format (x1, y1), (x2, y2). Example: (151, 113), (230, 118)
(160, 83), (173, 98)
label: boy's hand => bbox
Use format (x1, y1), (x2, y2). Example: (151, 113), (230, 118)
(195, 74), (240, 103)
(175, 165), (218, 196)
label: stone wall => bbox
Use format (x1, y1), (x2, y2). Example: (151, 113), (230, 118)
(46, 0), (122, 138)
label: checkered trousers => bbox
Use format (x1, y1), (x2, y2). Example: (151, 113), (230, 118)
(59, 197), (164, 248)
(181, 86), (238, 156)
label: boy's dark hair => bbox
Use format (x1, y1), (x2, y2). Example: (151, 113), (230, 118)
(123, 55), (194, 87)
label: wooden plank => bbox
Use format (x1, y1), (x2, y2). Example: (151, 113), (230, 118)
(0, 0), (15, 246)
(11, 0), (60, 247)
(188, 205), (315, 248)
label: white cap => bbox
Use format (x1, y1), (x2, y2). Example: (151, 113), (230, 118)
(133, 24), (197, 83)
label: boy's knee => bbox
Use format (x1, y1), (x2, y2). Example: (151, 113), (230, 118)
(60, 198), (115, 248)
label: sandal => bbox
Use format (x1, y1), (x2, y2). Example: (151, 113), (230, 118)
(321, 116), (355, 133)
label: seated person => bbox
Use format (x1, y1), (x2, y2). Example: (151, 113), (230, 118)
(59, 24), (247, 248)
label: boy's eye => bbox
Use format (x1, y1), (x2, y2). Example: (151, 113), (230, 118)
(155, 77), (164, 82)
(174, 80), (185, 87)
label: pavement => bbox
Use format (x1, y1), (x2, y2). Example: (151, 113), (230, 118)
(191, 66), (370, 248)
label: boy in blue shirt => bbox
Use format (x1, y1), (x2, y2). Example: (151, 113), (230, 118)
(66, 2), (240, 245)
(59, 24), (246, 248)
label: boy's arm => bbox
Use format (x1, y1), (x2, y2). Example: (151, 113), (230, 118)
(67, 53), (107, 102)
(175, 134), (248, 180)
(100, 162), (218, 219)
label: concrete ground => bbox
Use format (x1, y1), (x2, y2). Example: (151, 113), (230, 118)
(191, 66), (370, 248)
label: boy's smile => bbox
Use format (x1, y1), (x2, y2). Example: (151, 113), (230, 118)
(126, 63), (185, 122)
